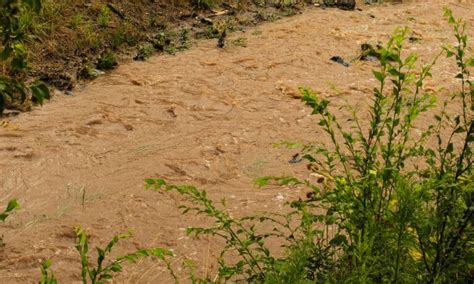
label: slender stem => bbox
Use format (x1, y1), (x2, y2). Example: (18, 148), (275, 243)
(416, 227), (431, 276)
(394, 221), (405, 283)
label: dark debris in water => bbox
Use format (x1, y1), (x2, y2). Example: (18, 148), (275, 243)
(217, 30), (226, 48)
(320, 0), (356, 11)
(330, 56), (350, 67)
(361, 55), (378, 62)
(289, 153), (303, 164)
(359, 42), (383, 62)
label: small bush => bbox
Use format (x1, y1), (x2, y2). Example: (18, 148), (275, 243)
(96, 51), (117, 71)
(110, 21), (140, 50)
(68, 14), (85, 30)
(134, 43), (155, 61)
(97, 6), (110, 28)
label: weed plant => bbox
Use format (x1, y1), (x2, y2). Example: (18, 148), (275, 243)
(0, 199), (19, 247)
(134, 43), (155, 61)
(97, 6), (109, 29)
(40, 227), (175, 284)
(0, 199), (19, 222)
(96, 51), (117, 71)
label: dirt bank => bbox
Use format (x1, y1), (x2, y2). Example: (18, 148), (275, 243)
(0, 0), (473, 282)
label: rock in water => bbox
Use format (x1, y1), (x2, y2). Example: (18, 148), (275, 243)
(217, 30), (226, 48)
(330, 56), (350, 67)
(324, 0), (355, 10)
(336, 0), (356, 10)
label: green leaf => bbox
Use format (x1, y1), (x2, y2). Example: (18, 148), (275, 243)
(404, 53), (418, 65)
(467, 134), (474, 143)
(466, 57), (474, 67)
(445, 49), (454, 58)
(446, 142), (454, 153)
(372, 70), (384, 82)
(1, 199), (20, 221)
(330, 234), (348, 247)
(254, 177), (271, 187)
(388, 68), (401, 77)
(6, 199), (19, 212)
(100, 274), (113, 280)
(41, 259), (53, 270)
(0, 213), (8, 222)
(0, 47), (12, 61)
(110, 263), (122, 272)
(144, 178), (166, 190)
(24, 0), (42, 13)
(454, 127), (465, 133)
(13, 43), (27, 55)
(11, 57), (27, 71)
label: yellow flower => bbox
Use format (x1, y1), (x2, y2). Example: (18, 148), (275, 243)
(409, 248), (423, 261)
(388, 198), (399, 210)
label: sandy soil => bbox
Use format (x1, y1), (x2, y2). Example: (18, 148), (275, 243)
(0, 1), (473, 282)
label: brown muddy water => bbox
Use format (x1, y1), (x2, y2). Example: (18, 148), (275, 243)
(0, 1), (473, 282)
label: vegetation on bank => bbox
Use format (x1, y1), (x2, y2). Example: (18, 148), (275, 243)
(1, 0), (325, 96)
(1, 0), (305, 113)
(0, 0), (49, 114)
(0, 0), (396, 113)
(1, 0), (472, 283)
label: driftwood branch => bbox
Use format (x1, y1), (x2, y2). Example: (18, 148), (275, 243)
(107, 3), (126, 20)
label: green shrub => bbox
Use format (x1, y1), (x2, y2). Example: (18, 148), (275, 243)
(134, 43), (155, 61)
(97, 6), (110, 28)
(271, 10), (472, 282)
(110, 21), (140, 50)
(96, 51), (117, 70)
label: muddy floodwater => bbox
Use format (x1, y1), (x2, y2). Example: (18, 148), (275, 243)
(1, 1), (473, 282)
